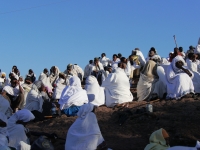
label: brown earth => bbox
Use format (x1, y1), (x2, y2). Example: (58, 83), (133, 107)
(27, 89), (200, 150)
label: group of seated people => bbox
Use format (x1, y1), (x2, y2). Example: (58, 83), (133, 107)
(0, 38), (200, 149)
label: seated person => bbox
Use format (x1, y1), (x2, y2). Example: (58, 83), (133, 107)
(101, 68), (133, 107)
(52, 73), (67, 100)
(26, 69), (36, 83)
(2, 78), (24, 112)
(25, 81), (49, 113)
(85, 75), (105, 106)
(166, 56), (194, 99)
(145, 128), (200, 150)
(65, 103), (106, 150)
(59, 76), (88, 117)
(8, 109), (35, 149)
(137, 60), (166, 101)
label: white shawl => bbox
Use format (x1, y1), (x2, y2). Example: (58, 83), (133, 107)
(85, 76), (105, 106)
(38, 72), (53, 90)
(53, 78), (66, 99)
(59, 76), (88, 110)
(101, 68), (133, 107)
(65, 103), (104, 150)
(8, 109), (35, 149)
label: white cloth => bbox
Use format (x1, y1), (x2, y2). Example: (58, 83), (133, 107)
(194, 38), (200, 54)
(38, 72), (53, 90)
(8, 109), (35, 149)
(74, 65), (84, 81)
(53, 78), (66, 99)
(59, 76), (88, 110)
(111, 58), (120, 71)
(100, 56), (110, 66)
(85, 76), (105, 106)
(134, 50), (146, 67)
(186, 59), (200, 93)
(84, 64), (93, 78)
(101, 68), (133, 107)
(0, 95), (12, 118)
(161, 58), (170, 65)
(0, 113), (8, 147)
(65, 103), (104, 150)
(168, 141), (200, 150)
(21, 83), (33, 107)
(90, 62), (104, 75)
(3, 85), (20, 96)
(17, 141), (31, 150)
(24, 84), (44, 112)
(166, 56), (194, 99)
(49, 66), (60, 84)
(125, 61), (131, 76)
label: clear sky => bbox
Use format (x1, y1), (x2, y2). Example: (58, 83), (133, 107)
(0, 0), (200, 78)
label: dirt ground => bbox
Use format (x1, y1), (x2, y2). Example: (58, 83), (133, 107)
(27, 89), (200, 150)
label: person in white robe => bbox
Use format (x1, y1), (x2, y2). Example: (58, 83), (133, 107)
(52, 73), (67, 100)
(0, 112), (9, 149)
(64, 64), (78, 77)
(83, 60), (93, 79)
(137, 60), (166, 101)
(120, 57), (131, 78)
(2, 78), (24, 112)
(59, 76), (88, 116)
(65, 103), (105, 150)
(186, 52), (200, 94)
(26, 69), (36, 83)
(49, 66), (60, 85)
(85, 75), (105, 106)
(0, 95), (12, 118)
(73, 64), (84, 81)
(25, 81), (47, 113)
(101, 68), (133, 107)
(38, 68), (53, 92)
(100, 53), (110, 67)
(8, 109), (34, 149)
(111, 54), (120, 71)
(166, 56), (194, 99)
(132, 48), (146, 68)
(0, 72), (6, 90)
(194, 38), (200, 54)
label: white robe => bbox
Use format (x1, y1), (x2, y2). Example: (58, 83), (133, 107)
(166, 56), (194, 99)
(111, 59), (120, 71)
(52, 78), (66, 99)
(0, 95), (12, 118)
(186, 59), (200, 93)
(59, 76), (88, 110)
(84, 64), (92, 78)
(135, 50), (146, 67)
(100, 56), (110, 67)
(74, 65), (84, 81)
(85, 76), (105, 106)
(101, 68), (133, 107)
(65, 103), (104, 150)
(24, 85), (44, 112)
(8, 109), (34, 149)
(38, 72), (53, 90)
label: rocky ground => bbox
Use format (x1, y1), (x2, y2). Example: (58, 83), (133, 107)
(27, 95), (200, 150)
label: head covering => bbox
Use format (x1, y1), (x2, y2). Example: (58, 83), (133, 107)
(144, 128), (170, 150)
(59, 76), (88, 110)
(172, 55), (186, 73)
(0, 72), (6, 78)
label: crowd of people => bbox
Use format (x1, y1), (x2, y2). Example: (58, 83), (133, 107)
(0, 38), (200, 149)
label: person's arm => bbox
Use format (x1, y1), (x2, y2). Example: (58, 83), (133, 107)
(181, 66), (192, 77)
(18, 81), (24, 94)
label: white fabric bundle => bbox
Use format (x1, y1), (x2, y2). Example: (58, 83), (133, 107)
(8, 109), (34, 149)
(85, 75), (105, 106)
(102, 68), (133, 107)
(65, 103), (104, 150)
(3, 85), (20, 96)
(0, 95), (12, 118)
(166, 56), (194, 99)
(59, 76), (88, 110)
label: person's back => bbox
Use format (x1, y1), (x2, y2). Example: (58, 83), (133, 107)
(102, 68), (133, 107)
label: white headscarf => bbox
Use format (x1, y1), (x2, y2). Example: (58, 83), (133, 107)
(85, 76), (105, 106)
(65, 103), (104, 150)
(172, 56), (186, 73)
(59, 76), (88, 110)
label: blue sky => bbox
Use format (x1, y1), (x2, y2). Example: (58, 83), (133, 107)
(0, 0), (200, 78)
